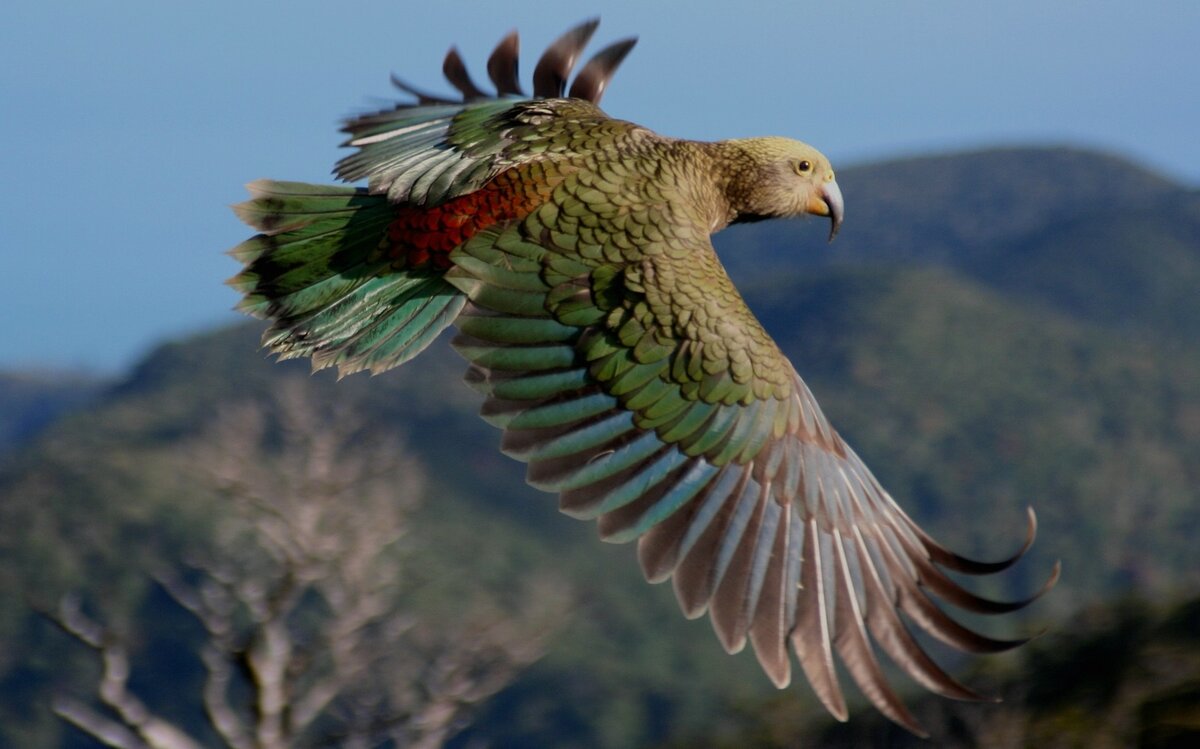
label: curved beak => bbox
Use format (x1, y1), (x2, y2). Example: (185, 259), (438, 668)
(820, 179), (844, 242)
(804, 178), (844, 242)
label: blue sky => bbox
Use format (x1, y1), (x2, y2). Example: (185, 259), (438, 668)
(2, 0), (1198, 372)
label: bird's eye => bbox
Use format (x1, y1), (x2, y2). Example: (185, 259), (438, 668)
(794, 160), (812, 174)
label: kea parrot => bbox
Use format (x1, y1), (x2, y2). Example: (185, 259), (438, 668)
(229, 20), (1057, 735)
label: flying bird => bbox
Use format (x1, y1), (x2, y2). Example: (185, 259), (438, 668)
(229, 20), (1057, 735)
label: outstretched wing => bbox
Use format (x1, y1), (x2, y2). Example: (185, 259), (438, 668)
(334, 20), (645, 206)
(445, 169), (1058, 736)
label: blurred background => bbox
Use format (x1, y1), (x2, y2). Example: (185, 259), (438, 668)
(2, 1), (1198, 746)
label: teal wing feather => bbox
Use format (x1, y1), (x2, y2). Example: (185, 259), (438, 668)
(445, 174), (1057, 737)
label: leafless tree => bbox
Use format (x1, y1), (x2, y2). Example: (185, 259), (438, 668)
(44, 380), (570, 749)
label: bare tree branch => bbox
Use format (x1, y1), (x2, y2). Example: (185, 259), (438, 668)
(44, 595), (207, 749)
(45, 378), (571, 748)
(53, 696), (149, 749)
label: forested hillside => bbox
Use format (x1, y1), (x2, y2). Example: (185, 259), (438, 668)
(0, 372), (105, 455)
(1, 146), (1196, 748)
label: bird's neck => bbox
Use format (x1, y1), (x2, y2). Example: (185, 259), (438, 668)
(694, 140), (770, 231)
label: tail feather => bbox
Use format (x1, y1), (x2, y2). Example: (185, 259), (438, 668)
(302, 277), (465, 374)
(229, 180), (464, 376)
(234, 179), (373, 221)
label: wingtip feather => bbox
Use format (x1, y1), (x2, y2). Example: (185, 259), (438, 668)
(568, 37), (638, 104)
(533, 18), (601, 98)
(487, 29), (523, 96)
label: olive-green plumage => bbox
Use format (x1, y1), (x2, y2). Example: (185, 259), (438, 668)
(228, 21), (1055, 736)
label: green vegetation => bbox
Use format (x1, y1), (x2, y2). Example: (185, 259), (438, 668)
(1, 146), (1197, 747)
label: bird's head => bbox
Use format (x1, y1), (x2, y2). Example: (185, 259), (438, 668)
(719, 137), (843, 241)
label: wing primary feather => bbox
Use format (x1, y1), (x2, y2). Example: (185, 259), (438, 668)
(898, 584), (1030, 654)
(427, 154), (484, 205)
(533, 18), (600, 98)
(487, 30), (524, 96)
(343, 117), (449, 148)
(637, 464), (744, 583)
(408, 148), (468, 204)
(872, 537), (1029, 654)
(442, 46), (487, 100)
(852, 527), (989, 702)
(748, 502), (792, 688)
(914, 506), (1043, 575)
(791, 517), (847, 720)
(568, 37), (638, 104)
(890, 524), (1058, 615)
(531, 429), (661, 494)
(829, 531), (927, 736)
(709, 492), (770, 653)
(388, 73), (456, 105)
(706, 472), (767, 597)
(672, 469), (755, 617)
(597, 457), (719, 542)
(559, 444), (690, 519)
(478, 396), (529, 429)
(782, 500), (806, 633)
(731, 491), (785, 652)
(638, 485), (709, 583)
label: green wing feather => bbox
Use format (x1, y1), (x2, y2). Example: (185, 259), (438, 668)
(445, 167), (1057, 737)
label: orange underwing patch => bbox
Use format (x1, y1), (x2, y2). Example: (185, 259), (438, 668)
(381, 164), (557, 269)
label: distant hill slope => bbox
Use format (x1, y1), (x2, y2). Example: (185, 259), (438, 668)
(1, 146), (1197, 748)
(0, 371), (106, 455)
